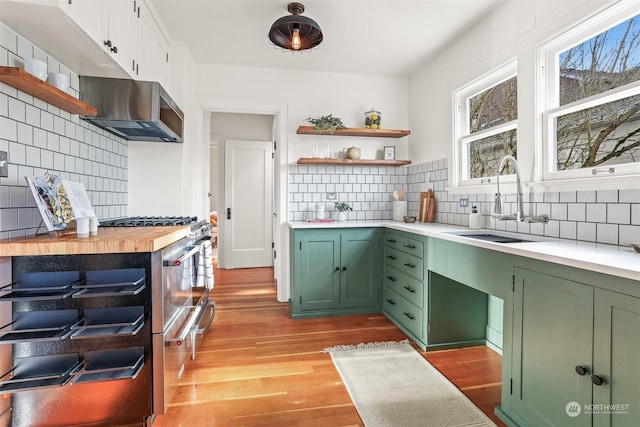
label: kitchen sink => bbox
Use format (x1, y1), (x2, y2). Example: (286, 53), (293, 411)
(445, 231), (539, 244)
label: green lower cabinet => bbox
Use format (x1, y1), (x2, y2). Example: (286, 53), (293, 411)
(382, 230), (488, 350)
(509, 267), (640, 427)
(592, 288), (640, 427)
(289, 228), (382, 318)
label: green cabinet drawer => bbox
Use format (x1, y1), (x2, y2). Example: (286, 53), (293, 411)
(384, 233), (402, 250)
(400, 236), (424, 259)
(383, 287), (423, 338)
(384, 265), (424, 308)
(384, 247), (424, 281)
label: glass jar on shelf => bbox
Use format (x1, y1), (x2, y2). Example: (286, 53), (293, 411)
(364, 108), (381, 129)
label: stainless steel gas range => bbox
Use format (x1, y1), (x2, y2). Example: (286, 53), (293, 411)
(100, 216), (216, 415)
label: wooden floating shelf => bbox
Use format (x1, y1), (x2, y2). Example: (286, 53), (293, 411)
(0, 66), (97, 116)
(296, 125), (410, 138)
(297, 158), (411, 166)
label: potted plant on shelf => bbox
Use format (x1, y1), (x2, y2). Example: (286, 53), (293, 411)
(307, 114), (346, 134)
(334, 202), (352, 222)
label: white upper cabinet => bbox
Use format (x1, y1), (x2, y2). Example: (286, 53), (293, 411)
(62, 0), (136, 74)
(133, 1), (171, 89)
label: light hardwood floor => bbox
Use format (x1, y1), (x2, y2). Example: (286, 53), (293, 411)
(152, 266), (506, 427)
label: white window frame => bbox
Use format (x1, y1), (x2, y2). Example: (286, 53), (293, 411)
(452, 59), (518, 189)
(537, 0), (640, 187)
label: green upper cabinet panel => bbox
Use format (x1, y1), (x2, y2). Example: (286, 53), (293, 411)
(290, 228), (382, 318)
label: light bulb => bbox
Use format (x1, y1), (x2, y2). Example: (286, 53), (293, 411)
(291, 28), (301, 50)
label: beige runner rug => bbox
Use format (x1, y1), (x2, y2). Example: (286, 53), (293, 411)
(323, 340), (496, 427)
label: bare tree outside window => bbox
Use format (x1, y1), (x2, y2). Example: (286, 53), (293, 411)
(467, 77), (518, 179)
(556, 14), (640, 170)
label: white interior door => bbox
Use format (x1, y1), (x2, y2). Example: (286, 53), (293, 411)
(224, 140), (273, 268)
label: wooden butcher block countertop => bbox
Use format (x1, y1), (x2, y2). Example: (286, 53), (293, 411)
(0, 226), (190, 256)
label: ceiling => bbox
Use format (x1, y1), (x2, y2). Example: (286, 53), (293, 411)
(150, 0), (504, 78)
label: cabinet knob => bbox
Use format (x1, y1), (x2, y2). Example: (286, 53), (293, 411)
(575, 366), (588, 376)
(111, 46), (118, 54)
(591, 375), (605, 386)
(104, 40), (112, 48)
(335, 267), (340, 272)
(342, 267), (347, 271)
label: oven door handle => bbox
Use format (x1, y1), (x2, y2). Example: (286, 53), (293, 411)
(173, 306), (202, 346)
(163, 245), (200, 267)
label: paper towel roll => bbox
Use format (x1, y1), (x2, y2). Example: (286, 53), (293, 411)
(392, 201), (407, 222)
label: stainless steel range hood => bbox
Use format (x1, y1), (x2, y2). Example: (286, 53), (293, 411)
(80, 77), (183, 143)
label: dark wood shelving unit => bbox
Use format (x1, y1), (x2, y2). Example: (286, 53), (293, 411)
(296, 125), (410, 138)
(0, 66), (97, 116)
(297, 158), (411, 166)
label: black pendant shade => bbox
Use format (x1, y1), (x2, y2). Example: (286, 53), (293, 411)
(269, 2), (323, 51)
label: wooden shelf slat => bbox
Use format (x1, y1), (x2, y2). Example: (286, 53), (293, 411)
(0, 66), (97, 116)
(297, 158), (411, 166)
(297, 125), (410, 138)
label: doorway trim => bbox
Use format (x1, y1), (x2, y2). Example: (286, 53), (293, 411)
(195, 96), (289, 303)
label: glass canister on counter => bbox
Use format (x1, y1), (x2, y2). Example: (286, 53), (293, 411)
(364, 108), (381, 129)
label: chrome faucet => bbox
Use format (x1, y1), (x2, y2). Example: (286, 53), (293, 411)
(494, 155), (549, 223)
(494, 155), (524, 221)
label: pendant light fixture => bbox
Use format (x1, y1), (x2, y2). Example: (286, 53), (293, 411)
(268, 2), (323, 52)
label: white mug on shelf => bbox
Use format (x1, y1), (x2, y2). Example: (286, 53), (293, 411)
(76, 217), (90, 238)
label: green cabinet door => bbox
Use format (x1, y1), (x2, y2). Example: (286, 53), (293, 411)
(298, 232), (341, 311)
(340, 229), (381, 309)
(593, 289), (640, 427)
(512, 267), (594, 427)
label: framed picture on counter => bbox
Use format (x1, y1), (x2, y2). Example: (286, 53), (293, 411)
(384, 146), (395, 160)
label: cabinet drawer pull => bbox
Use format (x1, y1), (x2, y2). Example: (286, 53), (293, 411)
(404, 244), (416, 249)
(403, 263), (416, 268)
(403, 286), (416, 293)
(575, 366), (588, 376)
(403, 312), (415, 320)
(385, 298), (396, 305)
(386, 239), (397, 243)
(386, 276), (396, 282)
(591, 375), (605, 386)
(387, 255), (397, 260)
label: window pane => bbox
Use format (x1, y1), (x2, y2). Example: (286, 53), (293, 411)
(469, 76), (517, 133)
(555, 94), (640, 170)
(559, 15), (640, 105)
(468, 130), (517, 179)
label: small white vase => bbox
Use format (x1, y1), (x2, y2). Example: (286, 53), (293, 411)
(337, 211), (346, 222)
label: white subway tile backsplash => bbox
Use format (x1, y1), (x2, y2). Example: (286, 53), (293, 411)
(619, 189), (640, 203)
(597, 223), (618, 245)
(577, 222), (596, 242)
(597, 190), (618, 203)
(577, 190), (596, 203)
(1, 19), (127, 235)
(567, 203), (586, 222)
(619, 225), (640, 245)
(632, 205), (640, 226)
(607, 204), (630, 224)
(586, 203), (607, 223)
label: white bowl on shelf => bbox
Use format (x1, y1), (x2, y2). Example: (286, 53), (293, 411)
(24, 58), (47, 80)
(47, 72), (69, 92)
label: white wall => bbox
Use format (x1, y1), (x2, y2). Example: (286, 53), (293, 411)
(195, 64), (410, 165)
(408, 0), (611, 173)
